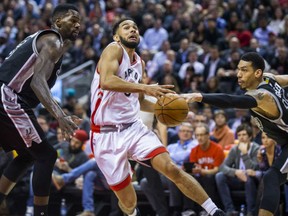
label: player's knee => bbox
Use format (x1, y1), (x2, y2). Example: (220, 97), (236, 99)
(46, 147), (57, 164)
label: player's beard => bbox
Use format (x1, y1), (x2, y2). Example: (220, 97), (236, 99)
(119, 36), (139, 49)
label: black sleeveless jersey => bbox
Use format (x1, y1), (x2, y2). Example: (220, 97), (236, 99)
(0, 29), (63, 108)
(249, 76), (288, 146)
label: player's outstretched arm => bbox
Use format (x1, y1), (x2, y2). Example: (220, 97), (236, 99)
(181, 92), (258, 109)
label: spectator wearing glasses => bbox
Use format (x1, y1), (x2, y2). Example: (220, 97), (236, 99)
(189, 123), (225, 214)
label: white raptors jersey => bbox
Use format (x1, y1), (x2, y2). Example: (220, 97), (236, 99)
(90, 42), (143, 126)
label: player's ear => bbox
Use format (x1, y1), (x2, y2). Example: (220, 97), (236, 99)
(255, 69), (262, 78)
(55, 19), (62, 28)
(113, 35), (120, 42)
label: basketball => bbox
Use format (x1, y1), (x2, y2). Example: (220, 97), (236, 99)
(154, 94), (189, 127)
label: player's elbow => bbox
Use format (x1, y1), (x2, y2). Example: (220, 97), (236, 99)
(99, 80), (110, 90)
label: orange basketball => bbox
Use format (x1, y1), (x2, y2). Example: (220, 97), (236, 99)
(154, 94), (189, 127)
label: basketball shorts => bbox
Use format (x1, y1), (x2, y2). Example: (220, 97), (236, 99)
(0, 84), (44, 152)
(91, 119), (167, 191)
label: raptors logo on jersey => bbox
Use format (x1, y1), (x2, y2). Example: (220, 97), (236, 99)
(90, 42), (142, 126)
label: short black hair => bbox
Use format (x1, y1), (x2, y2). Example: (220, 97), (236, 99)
(236, 124), (253, 138)
(240, 52), (265, 72)
(112, 17), (135, 36)
(52, 4), (79, 23)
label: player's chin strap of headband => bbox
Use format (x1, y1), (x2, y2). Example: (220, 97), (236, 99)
(201, 93), (257, 109)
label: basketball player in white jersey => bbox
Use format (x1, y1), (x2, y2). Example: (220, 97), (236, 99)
(90, 18), (225, 216)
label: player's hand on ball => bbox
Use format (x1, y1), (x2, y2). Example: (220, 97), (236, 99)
(180, 93), (203, 103)
(145, 84), (176, 99)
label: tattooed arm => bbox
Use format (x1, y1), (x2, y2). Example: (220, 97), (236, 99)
(246, 89), (280, 119)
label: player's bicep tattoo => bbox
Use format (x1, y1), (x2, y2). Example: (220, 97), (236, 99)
(255, 92), (265, 101)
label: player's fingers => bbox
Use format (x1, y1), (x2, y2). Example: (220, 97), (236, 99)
(159, 84), (174, 89)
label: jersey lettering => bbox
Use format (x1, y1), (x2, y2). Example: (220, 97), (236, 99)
(272, 82), (288, 109)
(6, 34), (34, 60)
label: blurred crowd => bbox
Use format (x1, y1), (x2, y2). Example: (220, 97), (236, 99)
(1, 0), (288, 215)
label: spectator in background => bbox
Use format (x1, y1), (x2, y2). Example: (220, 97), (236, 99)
(202, 105), (216, 132)
(143, 18), (168, 53)
(153, 59), (182, 91)
(54, 129), (89, 175)
(234, 20), (252, 48)
(270, 46), (288, 74)
(175, 38), (190, 65)
(216, 50), (241, 93)
(191, 21), (206, 45)
(228, 109), (250, 136)
(245, 38), (268, 63)
(203, 17), (224, 46)
(168, 19), (187, 51)
(189, 123), (225, 214)
(147, 40), (171, 80)
(166, 49), (181, 74)
(138, 13), (154, 36)
(211, 110), (235, 150)
(73, 103), (90, 136)
(200, 77), (222, 96)
(62, 88), (78, 114)
(203, 45), (226, 83)
(267, 7), (284, 35)
(221, 36), (244, 62)
(253, 16), (274, 47)
(182, 65), (202, 93)
(246, 132), (281, 213)
(215, 124), (260, 216)
(37, 115), (57, 146)
(178, 50), (204, 81)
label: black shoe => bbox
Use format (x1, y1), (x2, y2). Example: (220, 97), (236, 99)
(212, 209), (226, 216)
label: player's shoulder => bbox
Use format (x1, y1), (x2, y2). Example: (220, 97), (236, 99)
(102, 42), (123, 58)
(36, 30), (63, 51)
(37, 30), (61, 43)
(246, 88), (267, 96)
(104, 42), (122, 52)
(246, 89), (273, 106)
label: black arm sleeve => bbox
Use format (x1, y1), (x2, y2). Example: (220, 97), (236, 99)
(201, 93), (258, 109)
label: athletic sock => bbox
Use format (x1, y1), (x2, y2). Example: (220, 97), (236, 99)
(201, 198), (218, 215)
(129, 207), (141, 216)
(34, 204), (48, 216)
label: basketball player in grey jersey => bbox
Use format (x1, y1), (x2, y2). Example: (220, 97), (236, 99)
(0, 4), (81, 216)
(182, 52), (288, 216)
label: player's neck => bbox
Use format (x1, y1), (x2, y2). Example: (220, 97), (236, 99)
(124, 47), (136, 63)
